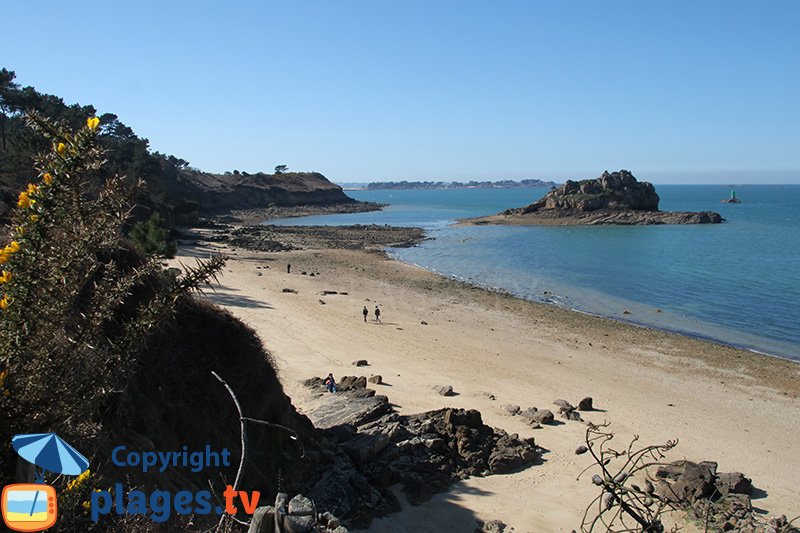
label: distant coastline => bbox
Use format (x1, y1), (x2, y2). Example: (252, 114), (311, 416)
(339, 179), (558, 191)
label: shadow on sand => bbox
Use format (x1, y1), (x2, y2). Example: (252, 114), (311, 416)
(357, 483), (496, 532)
(205, 285), (274, 309)
(750, 486), (769, 515)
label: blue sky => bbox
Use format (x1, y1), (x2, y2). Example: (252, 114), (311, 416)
(4, 1), (799, 183)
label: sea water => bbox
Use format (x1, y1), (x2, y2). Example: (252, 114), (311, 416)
(269, 185), (800, 360)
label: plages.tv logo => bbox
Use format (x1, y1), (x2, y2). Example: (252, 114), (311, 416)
(2, 432), (89, 532)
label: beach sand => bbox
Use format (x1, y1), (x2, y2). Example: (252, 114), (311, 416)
(176, 240), (800, 532)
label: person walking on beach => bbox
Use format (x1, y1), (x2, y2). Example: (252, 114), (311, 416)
(374, 305), (381, 323)
(362, 306), (369, 322)
(324, 373), (336, 393)
(287, 263), (291, 274)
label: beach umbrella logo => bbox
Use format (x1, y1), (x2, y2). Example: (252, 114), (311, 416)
(11, 433), (89, 478)
(2, 433), (88, 532)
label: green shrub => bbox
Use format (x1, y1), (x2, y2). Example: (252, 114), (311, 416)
(130, 212), (177, 257)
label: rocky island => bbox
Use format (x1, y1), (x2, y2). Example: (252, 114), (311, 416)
(465, 170), (724, 226)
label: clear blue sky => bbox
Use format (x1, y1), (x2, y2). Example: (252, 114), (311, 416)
(5, 1), (799, 183)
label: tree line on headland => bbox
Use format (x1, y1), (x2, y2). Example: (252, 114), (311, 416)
(0, 68), (353, 233)
(358, 178), (557, 190)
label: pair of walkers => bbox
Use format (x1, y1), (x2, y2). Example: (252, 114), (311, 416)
(362, 305), (381, 323)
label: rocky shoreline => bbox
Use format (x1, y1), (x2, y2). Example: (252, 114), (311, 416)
(212, 201), (386, 225)
(196, 223), (426, 253)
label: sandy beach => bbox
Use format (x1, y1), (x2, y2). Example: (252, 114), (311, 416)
(177, 234), (800, 532)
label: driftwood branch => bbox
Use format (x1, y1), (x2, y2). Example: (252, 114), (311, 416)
(211, 371), (306, 532)
(578, 422), (679, 533)
(213, 371), (249, 532)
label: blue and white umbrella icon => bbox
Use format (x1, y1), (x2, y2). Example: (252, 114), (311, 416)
(12, 433), (89, 478)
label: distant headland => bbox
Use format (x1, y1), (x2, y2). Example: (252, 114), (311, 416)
(340, 179), (557, 191)
(464, 170), (724, 226)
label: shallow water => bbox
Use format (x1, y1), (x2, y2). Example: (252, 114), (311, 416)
(270, 185), (800, 360)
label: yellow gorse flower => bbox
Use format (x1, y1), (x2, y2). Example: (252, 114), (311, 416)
(29, 214), (40, 222)
(1, 243), (20, 266)
(87, 117), (100, 131)
(56, 142), (67, 155)
(0, 271), (11, 284)
(17, 191), (32, 209)
(0, 369), (8, 397)
(66, 469), (91, 491)
(16, 226), (25, 236)
(0, 295), (9, 310)
(26, 183), (40, 196)
(43, 173), (53, 185)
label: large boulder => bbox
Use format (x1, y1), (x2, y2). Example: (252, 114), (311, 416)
(526, 409), (554, 425)
(655, 461), (719, 503)
(338, 376), (367, 391)
(716, 472), (753, 496)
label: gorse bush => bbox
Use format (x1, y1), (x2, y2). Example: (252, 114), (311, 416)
(0, 112), (224, 468)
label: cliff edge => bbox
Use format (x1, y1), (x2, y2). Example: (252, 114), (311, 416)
(167, 170), (356, 211)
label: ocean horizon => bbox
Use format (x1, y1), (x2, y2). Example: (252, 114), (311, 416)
(270, 184), (800, 361)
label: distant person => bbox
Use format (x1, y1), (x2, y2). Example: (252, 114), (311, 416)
(362, 306), (369, 322)
(324, 373), (336, 393)
(287, 263), (291, 274)
(374, 305), (381, 323)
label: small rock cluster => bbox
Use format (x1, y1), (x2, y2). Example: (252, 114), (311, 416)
(246, 493), (347, 533)
(305, 375), (377, 399)
(655, 460), (751, 504)
(475, 518), (511, 532)
(655, 460), (798, 533)
(501, 397), (594, 427)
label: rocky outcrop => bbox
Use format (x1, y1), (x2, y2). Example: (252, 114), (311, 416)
(299, 380), (540, 527)
(514, 170), (660, 214)
(467, 170), (723, 226)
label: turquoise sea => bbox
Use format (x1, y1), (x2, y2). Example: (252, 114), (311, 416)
(271, 185), (800, 361)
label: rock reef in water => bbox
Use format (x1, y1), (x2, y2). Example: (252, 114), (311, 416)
(467, 170), (724, 226)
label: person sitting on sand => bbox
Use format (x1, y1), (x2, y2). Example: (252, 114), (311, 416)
(362, 306), (369, 322)
(324, 373), (336, 393)
(374, 305), (381, 323)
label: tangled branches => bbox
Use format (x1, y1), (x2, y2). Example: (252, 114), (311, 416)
(578, 422), (680, 532)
